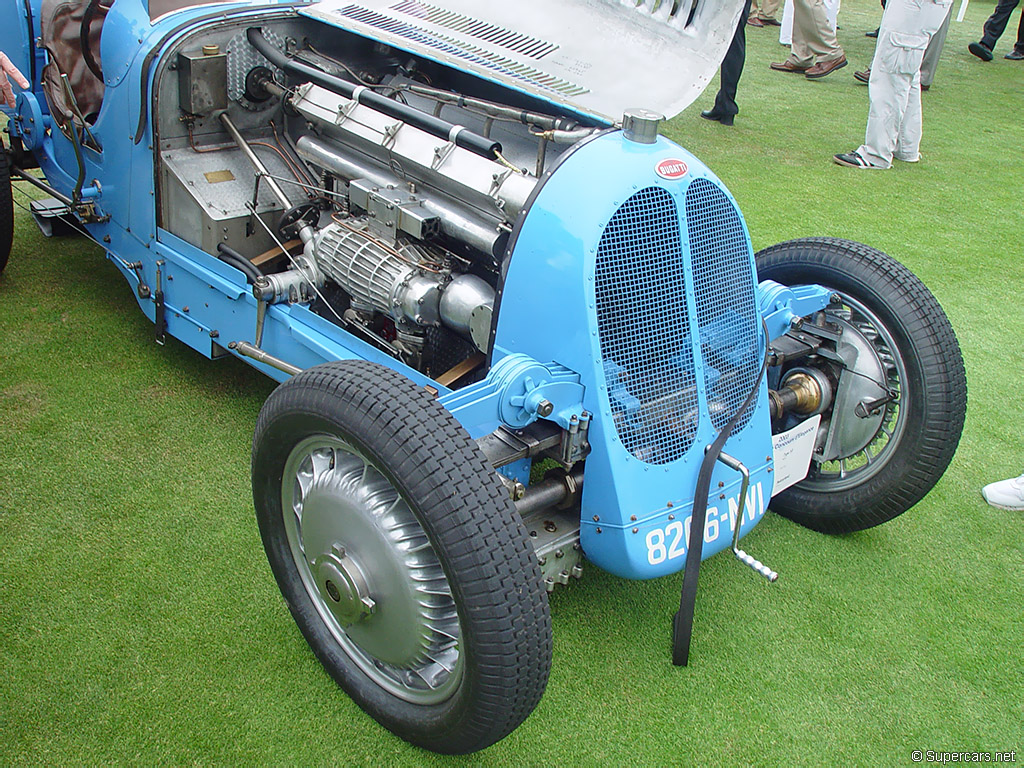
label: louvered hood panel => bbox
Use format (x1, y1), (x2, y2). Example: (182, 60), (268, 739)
(300, 0), (745, 122)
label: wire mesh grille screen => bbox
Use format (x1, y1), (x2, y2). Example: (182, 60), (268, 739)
(686, 178), (760, 432)
(595, 187), (697, 465)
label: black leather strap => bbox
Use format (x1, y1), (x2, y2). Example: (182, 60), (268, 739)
(672, 327), (769, 666)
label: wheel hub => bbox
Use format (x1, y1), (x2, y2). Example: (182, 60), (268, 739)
(311, 544), (376, 627)
(281, 436), (464, 704)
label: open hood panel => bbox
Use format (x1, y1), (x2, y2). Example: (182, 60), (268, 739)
(299, 0), (744, 123)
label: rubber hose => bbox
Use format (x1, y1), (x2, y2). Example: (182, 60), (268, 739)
(217, 243), (263, 284)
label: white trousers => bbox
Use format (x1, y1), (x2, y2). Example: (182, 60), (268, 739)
(857, 0), (953, 168)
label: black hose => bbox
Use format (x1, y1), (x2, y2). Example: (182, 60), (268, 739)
(217, 243), (263, 284)
(246, 27), (502, 161)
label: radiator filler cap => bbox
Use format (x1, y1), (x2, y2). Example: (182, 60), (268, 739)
(622, 109), (664, 144)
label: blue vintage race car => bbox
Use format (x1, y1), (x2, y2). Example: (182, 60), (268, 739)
(0, 0), (966, 753)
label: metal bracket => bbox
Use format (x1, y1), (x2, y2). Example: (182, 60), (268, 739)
(154, 260), (166, 345)
(559, 411), (591, 467)
(381, 121), (403, 150)
(758, 280), (833, 343)
(334, 98), (359, 125)
(431, 140), (456, 170)
(127, 261), (151, 299)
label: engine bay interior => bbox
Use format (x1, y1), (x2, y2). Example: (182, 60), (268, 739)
(153, 15), (605, 385)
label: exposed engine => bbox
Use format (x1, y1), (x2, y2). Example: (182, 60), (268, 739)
(156, 17), (602, 382)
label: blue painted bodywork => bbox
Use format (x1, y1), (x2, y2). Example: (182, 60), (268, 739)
(493, 133), (782, 579)
(1, 0), (832, 581)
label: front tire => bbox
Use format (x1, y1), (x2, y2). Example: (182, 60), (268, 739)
(252, 360), (551, 754)
(756, 238), (967, 533)
(0, 141), (13, 275)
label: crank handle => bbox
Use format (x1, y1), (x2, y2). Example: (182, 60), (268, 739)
(733, 548), (778, 582)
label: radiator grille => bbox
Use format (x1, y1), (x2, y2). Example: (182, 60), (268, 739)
(686, 178), (760, 432)
(595, 187), (697, 465)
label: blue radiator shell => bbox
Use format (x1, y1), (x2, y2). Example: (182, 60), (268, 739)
(494, 132), (775, 580)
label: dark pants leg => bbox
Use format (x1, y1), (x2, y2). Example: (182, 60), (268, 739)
(712, 0), (754, 116)
(980, 0), (1022, 48)
(1014, 7), (1024, 50)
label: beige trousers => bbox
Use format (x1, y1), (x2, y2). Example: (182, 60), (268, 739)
(786, 0), (844, 66)
(750, 0), (781, 21)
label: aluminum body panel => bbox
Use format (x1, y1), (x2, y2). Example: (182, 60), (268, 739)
(161, 144), (306, 256)
(299, 0), (745, 122)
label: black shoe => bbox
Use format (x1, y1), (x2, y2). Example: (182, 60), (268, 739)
(700, 109), (735, 126)
(1006, 49), (1024, 60)
(969, 42), (994, 61)
(865, 27), (879, 38)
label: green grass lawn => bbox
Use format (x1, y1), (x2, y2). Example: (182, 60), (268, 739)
(2, 1), (1022, 764)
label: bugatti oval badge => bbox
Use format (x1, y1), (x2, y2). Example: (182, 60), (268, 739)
(655, 159), (689, 179)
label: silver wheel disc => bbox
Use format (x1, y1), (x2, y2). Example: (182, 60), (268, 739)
(282, 435), (463, 704)
(803, 291), (908, 492)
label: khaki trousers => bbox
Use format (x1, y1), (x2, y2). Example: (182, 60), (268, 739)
(750, 0), (781, 21)
(786, 0), (843, 66)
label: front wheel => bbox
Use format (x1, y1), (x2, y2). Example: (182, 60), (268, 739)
(252, 360), (551, 754)
(756, 237), (967, 533)
(0, 142), (13, 274)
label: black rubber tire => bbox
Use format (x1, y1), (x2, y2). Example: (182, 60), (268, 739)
(252, 360), (551, 754)
(0, 142), (12, 275)
(756, 237), (967, 533)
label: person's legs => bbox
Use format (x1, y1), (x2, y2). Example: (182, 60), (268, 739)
(921, 4), (952, 87)
(710, 0), (753, 119)
(753, 0), (781, 21)
(894, 72), (923, 161)
(713, 0), (753, 115)
(787, 0), (816, 66)
(856, 0), (948, 167)
(980, 0), (1021, 49)
(799, 0), (844, 63)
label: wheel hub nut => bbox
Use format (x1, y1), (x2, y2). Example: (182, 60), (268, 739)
(312, 544), (376, 626)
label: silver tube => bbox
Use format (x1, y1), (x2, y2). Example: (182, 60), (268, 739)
(295, 135), (505, 258)
(514, 468), (585, 517)
(403, 83), (570, 131)
(229, 340), (303, 376)
(11, 169), (75, 206)
(219, 113), (291, 209)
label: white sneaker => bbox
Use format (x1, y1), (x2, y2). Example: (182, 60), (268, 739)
(981, 473), (1024, 510)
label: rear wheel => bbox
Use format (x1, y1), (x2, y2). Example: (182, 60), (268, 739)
(252, 360), (551, 754)
(0, 142), (13, 274)
(756, 237), (967, 533)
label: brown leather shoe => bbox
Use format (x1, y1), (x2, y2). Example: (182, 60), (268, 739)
(805, 55), (848, 79)
(747, 16), (765, 26)
(770, 60), (810, 73)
